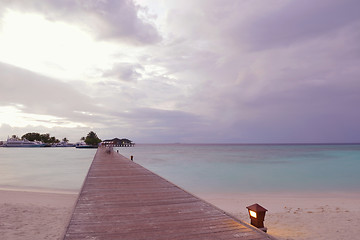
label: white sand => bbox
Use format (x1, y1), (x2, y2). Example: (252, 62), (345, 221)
(198, 191), (360, 240)
(1, 189), (360, 240)
(0, 189), (77, 240)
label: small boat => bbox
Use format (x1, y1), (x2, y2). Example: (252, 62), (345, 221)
(3, 138), (46, 147)
(55, 141), (76, 147)
(75, 142), (98, 149)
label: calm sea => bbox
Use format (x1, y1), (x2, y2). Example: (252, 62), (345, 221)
(0, 144), (359, 194)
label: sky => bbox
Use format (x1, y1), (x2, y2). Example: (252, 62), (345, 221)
(0, 0), (360, 143)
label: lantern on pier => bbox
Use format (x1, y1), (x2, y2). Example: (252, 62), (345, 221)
(246, 203), (267, 232)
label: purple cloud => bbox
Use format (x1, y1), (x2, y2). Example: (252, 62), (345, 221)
(1, 0), (360, 143)
(2, 0), (161, 44)
(243, 0), (360, 50)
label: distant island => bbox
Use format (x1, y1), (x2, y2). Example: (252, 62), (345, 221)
(0, 131), (134, 148)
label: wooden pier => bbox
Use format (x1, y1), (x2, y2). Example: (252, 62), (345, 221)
(63, 147), (274, 240)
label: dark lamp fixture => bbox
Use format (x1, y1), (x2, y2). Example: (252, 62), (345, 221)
(246, 203), (268, 232)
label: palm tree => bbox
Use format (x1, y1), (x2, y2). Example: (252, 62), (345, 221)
(84, 131), (102, 146)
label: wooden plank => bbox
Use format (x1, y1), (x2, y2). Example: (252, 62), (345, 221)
(63, 147), (274, 240)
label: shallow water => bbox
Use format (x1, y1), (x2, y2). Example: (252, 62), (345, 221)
(0, 147), (95, 191)
(116, 144), (360, 194)
(1, 144), (360, 194)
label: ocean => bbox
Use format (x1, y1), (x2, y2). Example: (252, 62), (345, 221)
(0, 144), (359, 194)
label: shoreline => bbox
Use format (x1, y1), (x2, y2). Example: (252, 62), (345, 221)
(0, 186), (78, 195)
(1, 189), (359, 240)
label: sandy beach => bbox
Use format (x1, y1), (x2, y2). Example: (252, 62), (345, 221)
(199, 191), (360, 240)
(0, 189), (77, 240)
(1, 189), (360, 240)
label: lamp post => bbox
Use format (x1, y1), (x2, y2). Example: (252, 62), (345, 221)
(246, 203), (268, 232)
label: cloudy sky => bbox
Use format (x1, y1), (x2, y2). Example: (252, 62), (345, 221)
(0, 0), (359, 143)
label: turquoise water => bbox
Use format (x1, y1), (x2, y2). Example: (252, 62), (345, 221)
(0, 147), (95, 191)
(1, 144), (360, 194)
(116, 144), (360, 194)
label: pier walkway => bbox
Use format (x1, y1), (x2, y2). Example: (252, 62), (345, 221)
(63, 147), (273, 240)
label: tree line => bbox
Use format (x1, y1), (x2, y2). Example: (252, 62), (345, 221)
(18, 133), (61, 144)
(11, 131), (102, 146)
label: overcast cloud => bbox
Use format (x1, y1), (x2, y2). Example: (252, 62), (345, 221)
(0, 0), (359, 143)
